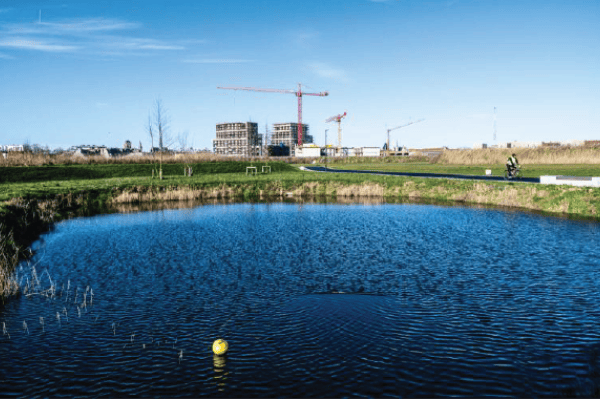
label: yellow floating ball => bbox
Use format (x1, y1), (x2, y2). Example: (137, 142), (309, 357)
(212, 339), (228, 355)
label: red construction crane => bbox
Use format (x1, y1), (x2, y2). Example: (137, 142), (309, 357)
(217, 83), (329, 147)
(325, 111), (347, 148)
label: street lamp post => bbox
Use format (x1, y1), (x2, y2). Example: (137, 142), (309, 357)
(325, 129), (329, 169)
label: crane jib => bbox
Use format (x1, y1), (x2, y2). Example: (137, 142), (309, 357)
(217, 84), (329, 147)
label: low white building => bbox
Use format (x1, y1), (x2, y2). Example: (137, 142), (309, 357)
(295, 144), (321, 158)
(488, 140), (586, 149)
(356, 147), (381, 157)
(2, 144), (25, 152)
(510, 141), (542, 148)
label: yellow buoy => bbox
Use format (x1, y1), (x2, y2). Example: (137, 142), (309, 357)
(212, 339), (228, 355)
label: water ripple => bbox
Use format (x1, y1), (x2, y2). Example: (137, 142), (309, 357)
(1, 203), (600, 397)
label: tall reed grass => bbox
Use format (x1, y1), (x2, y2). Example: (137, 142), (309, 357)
(0, 226), (21, 297)
(0, 197), (80, 298)
(435, 147), (600, 165)
(0, 152), (314, 167)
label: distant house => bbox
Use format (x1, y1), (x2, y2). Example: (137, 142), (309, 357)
(72, 145), (142, 158)
(151, 147), (173, 154)
(410, 147), (447, 157)
(3, 144), (25, 152)
(72, 146), (106, 157)
(357, 147), (381, 157)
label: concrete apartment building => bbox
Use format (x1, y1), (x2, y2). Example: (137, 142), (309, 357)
(271, 123), (313, 149)
(213, 122), (262, 156)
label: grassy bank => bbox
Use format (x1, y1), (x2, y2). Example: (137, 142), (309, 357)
(2, 159), (600, 221)
(319, 146), (600, 176)
(319, 162), (600, 178)
(1, 160), (600, 298)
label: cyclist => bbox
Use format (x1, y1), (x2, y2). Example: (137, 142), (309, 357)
(506, 153), (520, 178)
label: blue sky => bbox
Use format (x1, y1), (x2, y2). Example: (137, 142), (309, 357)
(0, 0), (598, 150)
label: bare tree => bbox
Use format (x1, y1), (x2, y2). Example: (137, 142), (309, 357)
(147, 99), (174, 179)
(147, 114), (156, 176)
(147, 114), (154, 150)
(177, 131), (189, 152)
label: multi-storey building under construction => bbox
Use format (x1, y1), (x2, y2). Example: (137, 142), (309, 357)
(271, 123), (313, 149)
(213, 122), (262, 156)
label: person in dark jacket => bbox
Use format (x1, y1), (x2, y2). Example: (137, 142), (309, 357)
(506, 153), (520, 177)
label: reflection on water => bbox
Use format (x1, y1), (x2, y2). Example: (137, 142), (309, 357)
(0, 202), (599, 397)
(213, 355), (228, 391)
(109, 195), (391, 214)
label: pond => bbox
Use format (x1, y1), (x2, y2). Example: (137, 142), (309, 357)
(1, 203), (600, 397)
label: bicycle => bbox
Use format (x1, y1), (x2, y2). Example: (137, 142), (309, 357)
(504, 166), (522, 180)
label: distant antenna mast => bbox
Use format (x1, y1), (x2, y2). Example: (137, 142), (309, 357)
(493, 107), (497, 142)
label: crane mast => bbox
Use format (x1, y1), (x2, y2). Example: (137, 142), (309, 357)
(325, 111), (347, 150)
(217, 84), (328, 147)
(386, 119), (424, 153)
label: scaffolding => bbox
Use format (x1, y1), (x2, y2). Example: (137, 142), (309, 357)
(271, 123), (313, 150)
(213, 122), (262, 156)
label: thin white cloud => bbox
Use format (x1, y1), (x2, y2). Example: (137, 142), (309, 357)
(182, 58), (254, 64)
(138, 44), (184, 50)
(42, 19), (141, 32)
(111, 37), (185, 51)
(2, 18), (140, 36)
(0, 18), (188, 56)
(0, 52), (15, 59)
(306, 62), (348, 82)
(0, 37), (78, 52)
(0, 8), (12, 13)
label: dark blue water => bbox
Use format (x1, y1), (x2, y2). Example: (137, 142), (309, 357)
(1, 203), (600, 397)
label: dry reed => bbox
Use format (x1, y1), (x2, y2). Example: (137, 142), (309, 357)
(0, 151), (311, 167)
(437, 147), (600, 165)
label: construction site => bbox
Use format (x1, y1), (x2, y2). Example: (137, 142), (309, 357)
(214, 83), (596, 159)
(214, 83), (427, 158)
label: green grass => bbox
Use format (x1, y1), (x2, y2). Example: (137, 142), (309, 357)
(0, 164), (384, 209)
(1, 161), (599, 220)
(3, 160), (598, 299)
(0, 161), (296, 184)
(314, 162), (600, 178)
